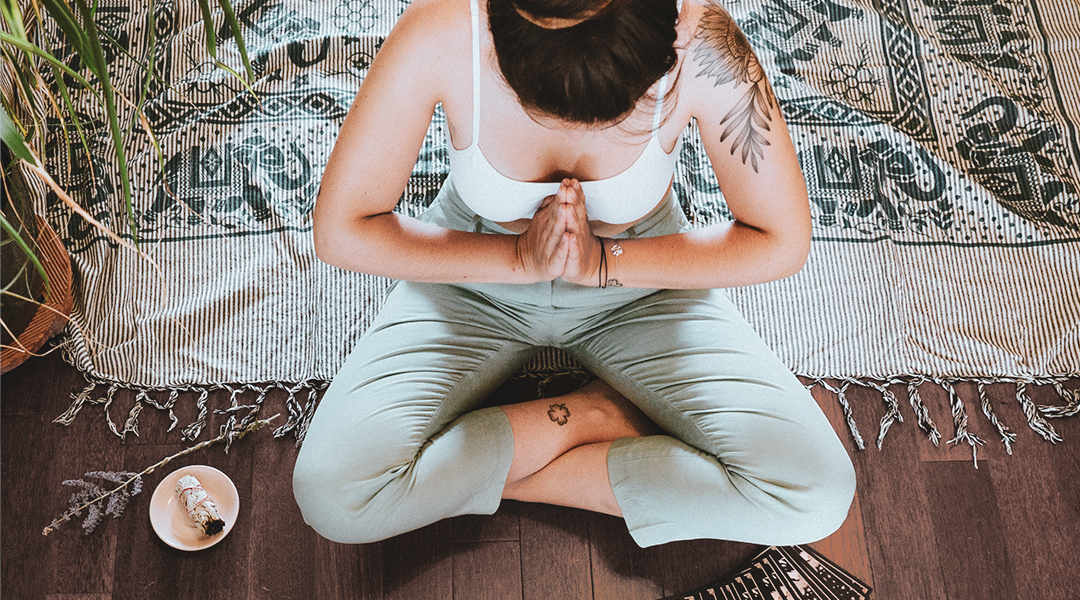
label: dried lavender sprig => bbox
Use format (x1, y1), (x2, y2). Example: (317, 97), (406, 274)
(43, 414), (279, 536)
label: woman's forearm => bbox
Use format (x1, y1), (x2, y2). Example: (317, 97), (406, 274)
(314, 200), (809, 290)
(313, 212), (539, 284)
(600, 220), (811, 290)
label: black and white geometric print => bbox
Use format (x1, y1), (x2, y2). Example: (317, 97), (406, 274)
(38, 0), (1080, 253)
(719, 0), (1080, 246)
(37, 0), (407, 252)
(23, 0), (1080, 403)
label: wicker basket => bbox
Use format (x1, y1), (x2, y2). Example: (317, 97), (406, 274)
(1, 216), (73, 374)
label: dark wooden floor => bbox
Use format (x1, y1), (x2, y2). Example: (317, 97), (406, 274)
(3, 349), (1078, 600)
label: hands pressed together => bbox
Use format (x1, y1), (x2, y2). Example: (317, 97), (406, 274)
(515, 179), (605, 286)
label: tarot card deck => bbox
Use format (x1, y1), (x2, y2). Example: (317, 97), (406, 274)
(662, 545), (872, 600)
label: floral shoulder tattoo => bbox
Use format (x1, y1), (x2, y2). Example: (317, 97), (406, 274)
(693, 2), (776, 173)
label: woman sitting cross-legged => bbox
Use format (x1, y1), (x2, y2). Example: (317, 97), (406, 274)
(292, 0), (857, 547)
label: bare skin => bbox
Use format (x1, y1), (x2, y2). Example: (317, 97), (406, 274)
(500, 378), (659, 515)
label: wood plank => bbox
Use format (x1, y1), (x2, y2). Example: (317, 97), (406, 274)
(247, 420), (317, 600)
(2, 346), (81, 416)
(519, 502), (593, 600)
(657, 539), (757, 599)
(830, 382), (949, 600)
(807, 383), (875, 589)
(5, 353), (123, 599)
(986, 382), (1080, 600)
(44, 403), (127, 598)
(444, 501), (521, 543)
(111, 440), (253, 600)
(380, 522), (453, 600)
(808, 489), (873, 592)
(317, 538), (383, 600)
(108, 441), (189, 600)
(923, 460), (1018, 600)
(452, 540), (523, 600)
(3, 414), (54, 600)
(587, 512), (664, 600)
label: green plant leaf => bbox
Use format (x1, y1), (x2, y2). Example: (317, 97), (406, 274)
(72, 0), (136, 245)
(38, 0), (99, 77)
(49, 63), (98, 182)
(0, 214), (50, 295)
(0, 103), (35, 164)
(197, 0), (218, 58)
(218, 0), (253, 82)
(124, 0), (157, 140)
(0, 0), (28, 43)
(0, 33), (101, 102)
(70, 0), (108, 81)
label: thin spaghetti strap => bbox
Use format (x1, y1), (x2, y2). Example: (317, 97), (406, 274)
(652, 73), (669, 132)
(469, 0), (481, 144)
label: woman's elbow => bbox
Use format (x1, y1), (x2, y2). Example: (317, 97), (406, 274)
(311, 219), (342, 267)
(766, 230), (811, 281)
(312, 213), (366, 271)
(783, 234), (812, 278)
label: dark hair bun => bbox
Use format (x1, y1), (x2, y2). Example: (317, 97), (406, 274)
(489, 0), (679, 125)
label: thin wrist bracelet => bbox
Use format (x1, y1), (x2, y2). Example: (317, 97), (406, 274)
(597, 236), (608, 288)
(607, 240), (623, 288)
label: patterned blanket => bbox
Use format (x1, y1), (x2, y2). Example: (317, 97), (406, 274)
(26, 0), (1079, 448)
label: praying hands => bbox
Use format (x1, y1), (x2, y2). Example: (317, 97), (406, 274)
(514, 179), (605, 286)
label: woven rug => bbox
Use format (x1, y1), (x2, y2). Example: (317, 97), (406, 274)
(19, 0), (1079, 449)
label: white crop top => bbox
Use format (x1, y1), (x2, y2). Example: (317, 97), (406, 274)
(448, 0), (681, 224)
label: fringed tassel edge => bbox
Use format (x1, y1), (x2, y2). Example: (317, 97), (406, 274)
(54, 373), (329, 446)
(805, 374), (1078, 460)
(51, 371), (1078, 458)
(814, 379), (866, 451)
(938, 379), (985, 467)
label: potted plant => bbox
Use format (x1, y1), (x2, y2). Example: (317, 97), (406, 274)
(1, 139), (73, 373)
(1, 0), (252, 372)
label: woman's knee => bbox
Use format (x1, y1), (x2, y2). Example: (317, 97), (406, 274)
(717, 442), (856, 545)
(292, 407), (419, 544)
(783, 449), (857, 542)
(749, 416), (857, 542)
(292, 449), (406, 544)
(292, 448), (366, 543)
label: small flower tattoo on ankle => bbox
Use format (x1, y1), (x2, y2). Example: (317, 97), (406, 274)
(548, 403), (570, 426)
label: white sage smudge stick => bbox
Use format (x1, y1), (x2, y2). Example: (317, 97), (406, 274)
(176, 475), (225, 536)
(43, 414), (279, 536)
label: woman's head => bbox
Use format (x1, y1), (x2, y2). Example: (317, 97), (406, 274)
(488, 0), (679, 126)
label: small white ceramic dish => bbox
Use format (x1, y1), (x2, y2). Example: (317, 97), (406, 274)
(149, 465), (238, 551)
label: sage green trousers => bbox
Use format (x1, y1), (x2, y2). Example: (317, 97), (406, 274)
(293, 181), (856, 547)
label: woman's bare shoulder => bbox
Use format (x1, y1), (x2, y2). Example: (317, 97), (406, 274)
(357, 0), (473, 106)
(677, 0), (788, 174)
(677, 0), (769, 100)
(399, 0), (471, 30)
(384, 0), (472, 65)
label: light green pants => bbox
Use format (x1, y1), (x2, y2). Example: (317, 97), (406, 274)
(293, 181), (856, 547)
